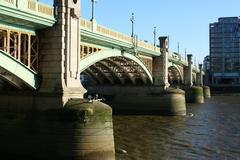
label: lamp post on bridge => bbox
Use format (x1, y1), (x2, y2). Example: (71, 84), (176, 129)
(177, 42), (180, 54)
(185, 48), (187, 61)
(130, 13), (138, 55)
(153, 27), (157, 47)
(91, 0), (98, 21)
(130, 13), (135, 37)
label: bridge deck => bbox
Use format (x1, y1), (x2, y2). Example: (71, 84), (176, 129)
(0, 0), (55, 33)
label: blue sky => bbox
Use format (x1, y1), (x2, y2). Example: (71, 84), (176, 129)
(41, 0), (240, 63)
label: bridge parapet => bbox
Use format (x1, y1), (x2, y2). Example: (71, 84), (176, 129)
(2, 0), (53, 17)
(168, 51), (199, 72)
(80, 18), (160, 53)
(0, 0), (55, 29)
(168, 52), (187, 65)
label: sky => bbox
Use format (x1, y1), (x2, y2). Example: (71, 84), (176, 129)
(41, 0), (240, 63)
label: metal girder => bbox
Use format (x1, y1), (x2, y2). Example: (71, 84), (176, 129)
(104, 58), (136, 84)
(98, 61), (125, 84)
(79, 49), (153, 84)
(0, 69), (25, 89)
(0, 28), (39, 72)
(91, 64), (115, 85)
(117, 57), (148, 84)
(85, 68), (104, 85)
(82, 70), (99, 85)
(192, 73), (197, 85)
(168, 64), (184, 80)
(0, 49), (39, 90)
(168, 66), (182, 85)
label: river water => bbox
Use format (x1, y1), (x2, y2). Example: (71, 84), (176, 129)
(114, 95), (240, 160)
(0, 95), (239, 159)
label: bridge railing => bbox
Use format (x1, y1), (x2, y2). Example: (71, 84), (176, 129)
(80, 18), (92, 30)
(80, 18), (160, 53)
(168, 51), (199, 71)
(1, 0), (54, 18)
(169, 52), (186, 65)
(96, 24), (132, 43)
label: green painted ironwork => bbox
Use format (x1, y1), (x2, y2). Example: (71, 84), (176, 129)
(168, 63), (184, 81)
(0, 0), (55, 32)
(0, 49), (39, 89)
(80, 19), (160, 57)
(80, 49), (153, 83)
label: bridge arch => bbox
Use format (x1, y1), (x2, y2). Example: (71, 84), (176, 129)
(192, 73), (197, 85)
(0, 50), (39, 90)
(80, 50), (153, 85)
(168, 64), (183, 85)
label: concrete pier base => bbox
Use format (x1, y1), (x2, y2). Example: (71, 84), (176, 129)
(203, 86), (211, 98)
(86, 86), (186, 116)
(185, 86), (204, 103)
(0, 97), (115, 160)
(42, 99), (116, 160)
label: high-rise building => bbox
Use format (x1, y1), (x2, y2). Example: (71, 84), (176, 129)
(210, 17), (240, 86)
(203, 56), (210, 72)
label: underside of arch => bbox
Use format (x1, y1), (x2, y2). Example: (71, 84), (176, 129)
(192, 73), (197, 85)
(80, 50), (153, 86)
(168, 65), (183, 85)
(0, 49), (39, 90)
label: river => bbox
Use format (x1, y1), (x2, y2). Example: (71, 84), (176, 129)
(114, 95), (240, 160)
(0, 95), (239, 159)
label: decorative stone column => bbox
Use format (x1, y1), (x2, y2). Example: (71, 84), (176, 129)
(184, 56), (204, 103)
(184, 54), (193, 87)
(37, 0), (86, 110)
(36, 2), (116, 159)
(197, 64), (203, 86)
(152, 36), (170, 90)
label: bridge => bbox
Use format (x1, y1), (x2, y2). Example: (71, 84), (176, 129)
(0, 0), (202, 92)
(0, 0), (206, 159)
(80, 18), (201, 87)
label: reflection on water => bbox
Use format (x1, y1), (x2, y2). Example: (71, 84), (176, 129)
(114, 96), (240, 160)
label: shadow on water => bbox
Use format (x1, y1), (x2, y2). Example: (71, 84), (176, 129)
(113, 95), (240, 160)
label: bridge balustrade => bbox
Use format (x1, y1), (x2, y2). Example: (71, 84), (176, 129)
(2, 0), (53, 17)
(0, 28), (38, 72)
(80, 18), (160, 53)
(80, 18), (92, 30)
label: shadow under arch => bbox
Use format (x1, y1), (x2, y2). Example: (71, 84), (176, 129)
(80, 50), (153, 85)
(168, 64), (183, 86)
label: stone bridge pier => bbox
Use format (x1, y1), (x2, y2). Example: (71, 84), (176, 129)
(184, 54), (193, 87)
(183, 54), (204, 103)
(36, 0), (86, 109)
(152, 36), (170, 89)
(197, 64), (203, 86)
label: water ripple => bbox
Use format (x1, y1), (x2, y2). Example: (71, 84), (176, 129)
(114, 95), (240, 160)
